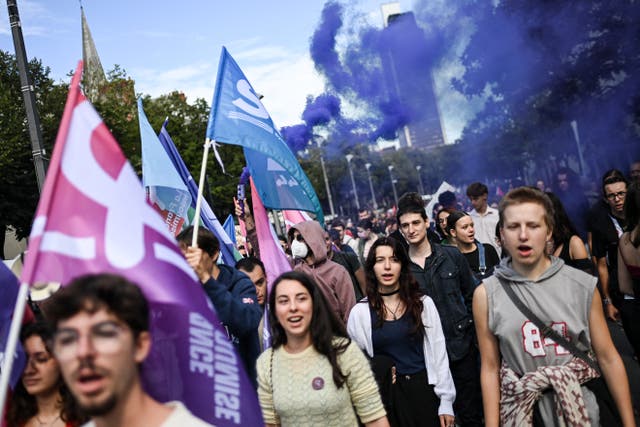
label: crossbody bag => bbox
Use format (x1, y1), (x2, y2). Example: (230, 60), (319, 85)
(499, 279), (622, 426)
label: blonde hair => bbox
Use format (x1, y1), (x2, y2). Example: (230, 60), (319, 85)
(498, 187), (554, 231)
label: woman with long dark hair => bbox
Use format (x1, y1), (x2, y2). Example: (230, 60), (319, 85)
(5, 322), (85, 427)
(545, 192), (592, 274)
(347, 237), (455, 427)
(256, 271), (389, 427)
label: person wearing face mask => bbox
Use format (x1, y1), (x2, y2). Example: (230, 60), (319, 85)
(288, 220), (357, 325)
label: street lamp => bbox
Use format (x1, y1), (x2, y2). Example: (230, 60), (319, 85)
(416, 165), (425, 196)
(345, 154), (360, 210)
(365, 163), (378, 210)
(388, 165), (398, 206)
(314, 136), (335, 217)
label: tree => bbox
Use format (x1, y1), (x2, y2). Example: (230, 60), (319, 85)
(0, 56), (248, 251)
(455, 0), (640, 181)
(455, 0), (640, 178)
(0, 51), (67, 248)
(92, 65), (140, 169)
(140, 91), (246, 220)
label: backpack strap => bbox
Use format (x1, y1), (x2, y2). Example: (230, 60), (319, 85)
(476, 240), (486, 275)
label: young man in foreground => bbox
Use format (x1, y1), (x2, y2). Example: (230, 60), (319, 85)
(45, 273), (212, 427)
(473, 187), (634, 426)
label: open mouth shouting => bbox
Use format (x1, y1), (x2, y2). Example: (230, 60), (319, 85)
(517, 245), (533, 257)
(74, 368), (108, 396)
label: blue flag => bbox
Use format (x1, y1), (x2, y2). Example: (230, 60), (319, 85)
(157, 121), (240, 265)
(206, 47), (324, 223)
(0, 262), (26, 388)
(138, 98), (192, 236)
(222, 215), (237, 247)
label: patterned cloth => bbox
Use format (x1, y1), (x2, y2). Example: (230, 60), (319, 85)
(500, 357), (600, 426)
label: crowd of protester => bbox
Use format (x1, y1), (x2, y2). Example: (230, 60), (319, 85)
(4, 159), (640, 426)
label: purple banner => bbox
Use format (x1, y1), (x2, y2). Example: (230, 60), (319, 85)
(20, 62), (262, 426)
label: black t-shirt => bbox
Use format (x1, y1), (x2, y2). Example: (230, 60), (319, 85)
(463, 243), (500, 281)
(589, 202), (626, 262)
(371, 308), (424, 375)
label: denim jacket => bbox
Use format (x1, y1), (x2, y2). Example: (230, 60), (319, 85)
(409, 242), (477, 362)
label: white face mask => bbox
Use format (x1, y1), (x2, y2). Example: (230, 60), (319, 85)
(290, 239), (309, 259)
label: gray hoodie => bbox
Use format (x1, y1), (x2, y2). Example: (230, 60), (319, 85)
(484, 256), (598, 425)
(289, 220), (356, 324)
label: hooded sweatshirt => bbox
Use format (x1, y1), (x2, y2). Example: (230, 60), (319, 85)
(290, 221), (356, 324)
(483, 256), (598, 426)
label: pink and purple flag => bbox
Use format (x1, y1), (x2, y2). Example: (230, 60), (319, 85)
(282, 209), (312, 231)
(20, 62), (262, 426)
(249, 178), (291, 347)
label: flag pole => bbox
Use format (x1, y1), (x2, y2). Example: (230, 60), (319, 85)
(191, 138), (212, 247)
(0, 282), (30, 418)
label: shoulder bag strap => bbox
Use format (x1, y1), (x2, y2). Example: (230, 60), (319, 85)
(499, 279), (600, 373)
(476, 240), (486, 274)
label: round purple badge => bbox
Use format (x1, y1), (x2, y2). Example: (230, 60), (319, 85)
(311, 377), (324, 390)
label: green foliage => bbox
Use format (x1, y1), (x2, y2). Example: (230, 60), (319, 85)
(92, 66), (140, 170)
(139, 90), (246, 220)
(0, 51), (67, 239)
(454, 1), (640, 176)
(0, 53), (247, 241)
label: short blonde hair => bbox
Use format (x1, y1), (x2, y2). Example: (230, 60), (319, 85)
(498, 187), (554, 231)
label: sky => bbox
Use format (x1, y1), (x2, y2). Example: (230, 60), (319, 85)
(0, 0), (422, 134)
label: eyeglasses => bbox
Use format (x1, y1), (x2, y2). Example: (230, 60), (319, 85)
(52, 321), (128, 361)
(606, 191), (627, 201)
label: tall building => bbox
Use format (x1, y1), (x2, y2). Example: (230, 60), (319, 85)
(380, 3), (447, 149)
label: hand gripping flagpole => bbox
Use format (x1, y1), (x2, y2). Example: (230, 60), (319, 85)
(0, 282), (30, 418)
(191, 138), (213, 247)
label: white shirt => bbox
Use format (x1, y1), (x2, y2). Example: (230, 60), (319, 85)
(469, 206), (500, 254)
(81, 401), (214, 427)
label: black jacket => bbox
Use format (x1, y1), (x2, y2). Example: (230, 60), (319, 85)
(409, 242), (476, 362)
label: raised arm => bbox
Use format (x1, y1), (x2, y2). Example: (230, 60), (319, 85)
(235, 197), (260, 259)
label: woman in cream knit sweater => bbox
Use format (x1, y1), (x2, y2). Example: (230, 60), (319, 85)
(256, 271), (389, 427)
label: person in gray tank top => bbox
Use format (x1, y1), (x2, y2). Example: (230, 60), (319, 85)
(473, 187), (635, 426)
